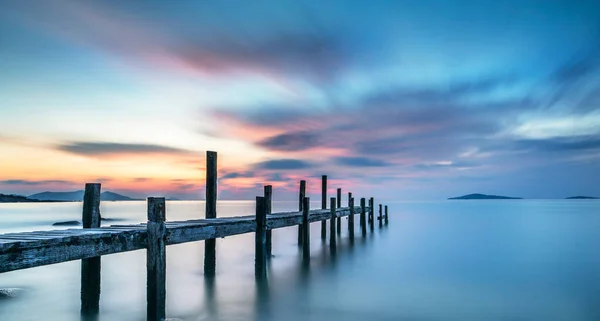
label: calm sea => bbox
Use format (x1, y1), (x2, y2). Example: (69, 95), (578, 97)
(0, 200), (599, 321)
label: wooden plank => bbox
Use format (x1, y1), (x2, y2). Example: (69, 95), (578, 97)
(147, 197), (166, 321)
(0, 229), (146, 273)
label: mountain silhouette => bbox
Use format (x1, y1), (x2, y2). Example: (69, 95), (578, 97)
(28, 190), (137, 201)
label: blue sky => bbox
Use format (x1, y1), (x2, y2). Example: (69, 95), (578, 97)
(0, 0), (599, 200)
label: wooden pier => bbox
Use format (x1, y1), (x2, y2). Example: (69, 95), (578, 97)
(0, 151), (389, 320)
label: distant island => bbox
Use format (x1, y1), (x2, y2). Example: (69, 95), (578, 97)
(565, 196), (598, 199)
(0, 191), (139, 203)
(448, 193), (523, 200)
(28, 190), (139, 202)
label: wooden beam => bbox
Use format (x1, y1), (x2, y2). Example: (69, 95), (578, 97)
(204, 151), (217, 278)
(81, 183), (101, 317)
(264, 185), (272, 257)
(329, 198), (336, 249)
(385, 205), (389, 224)
(205, 151), (217, 218)
(336, 188), (341, 235)
(368, 197), (374, 229)
(147, 197), (166, 321)
(302, 197), (310, 261)
(297, 180), (306, 246)
(321, 175), (327, 240)
(348, 197), (354, 238)
(360, 198), (367, 237)
(255, 196), (267, 279)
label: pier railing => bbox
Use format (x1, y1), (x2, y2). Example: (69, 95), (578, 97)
(0, 151), (390, 320)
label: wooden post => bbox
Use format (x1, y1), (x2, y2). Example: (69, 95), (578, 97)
(348, 197), (355, 238)
(329, 198), (336, 247)
(378, 204), (383, 227)
(204, 151), (217, 277)
(321, 175), (327, 240)
(369, 197), (374, 229)
(147, 197), (166, 321)
(360, 198), (367, 237)
(302, 197), (310, 261)
(264, 185), (272, 257)
(81, 183), (101, 317)
(385, 205), (389, 224)
(255, 196), (267, 279)
(297, 180), (305, 246)
(336, 188), (341, 235)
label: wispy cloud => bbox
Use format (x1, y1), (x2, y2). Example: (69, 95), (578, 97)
(56, 141), (195, 157)
(254, 159), (314, 170)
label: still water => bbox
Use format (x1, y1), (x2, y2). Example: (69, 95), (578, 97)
(0, 200), (599, 321)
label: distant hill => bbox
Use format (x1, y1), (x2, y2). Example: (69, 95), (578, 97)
(0, 193), (37, 203)
(566, 196), (598, 199)
(449, 193), (522, 200)
(28, 190), (84, 201)
(101, 191), (137, 201)
(28, 190), (138, 201)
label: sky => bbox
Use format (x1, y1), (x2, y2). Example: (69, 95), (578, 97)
(0, 0), (599, 200)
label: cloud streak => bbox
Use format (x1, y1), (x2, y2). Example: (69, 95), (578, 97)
(56, 141), (194, 157)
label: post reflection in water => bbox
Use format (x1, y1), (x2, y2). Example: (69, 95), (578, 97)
(203, 271), (217, 320)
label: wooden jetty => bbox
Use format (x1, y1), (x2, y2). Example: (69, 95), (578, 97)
(0, 151), (389, 321)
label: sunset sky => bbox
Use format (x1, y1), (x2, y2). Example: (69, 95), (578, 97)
(1, 0), (599, 200)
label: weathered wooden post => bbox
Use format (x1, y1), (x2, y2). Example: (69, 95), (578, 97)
(147, 197), (166, 321)
(297, 180), (306, 246)
(302, 197), (310, 261)
(369, 197), (375, 229)
(255, 196), (267, 279)
(204, 151), (217, 277)
(378, 204), (383, 227)
(264, 185), (272, 257)
(348, 197), (355, 239)
(336, 188), (341, 235)
(360, 198), (367, 237)
(321, 175), (327, 240)
(329, 198), (336, 247)
(81, 183), (101, 317)
(385, 205), (389, 224)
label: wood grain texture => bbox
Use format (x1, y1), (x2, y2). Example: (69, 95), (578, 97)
(147, 197), (166, 321)
(81, 183), (101, 316)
